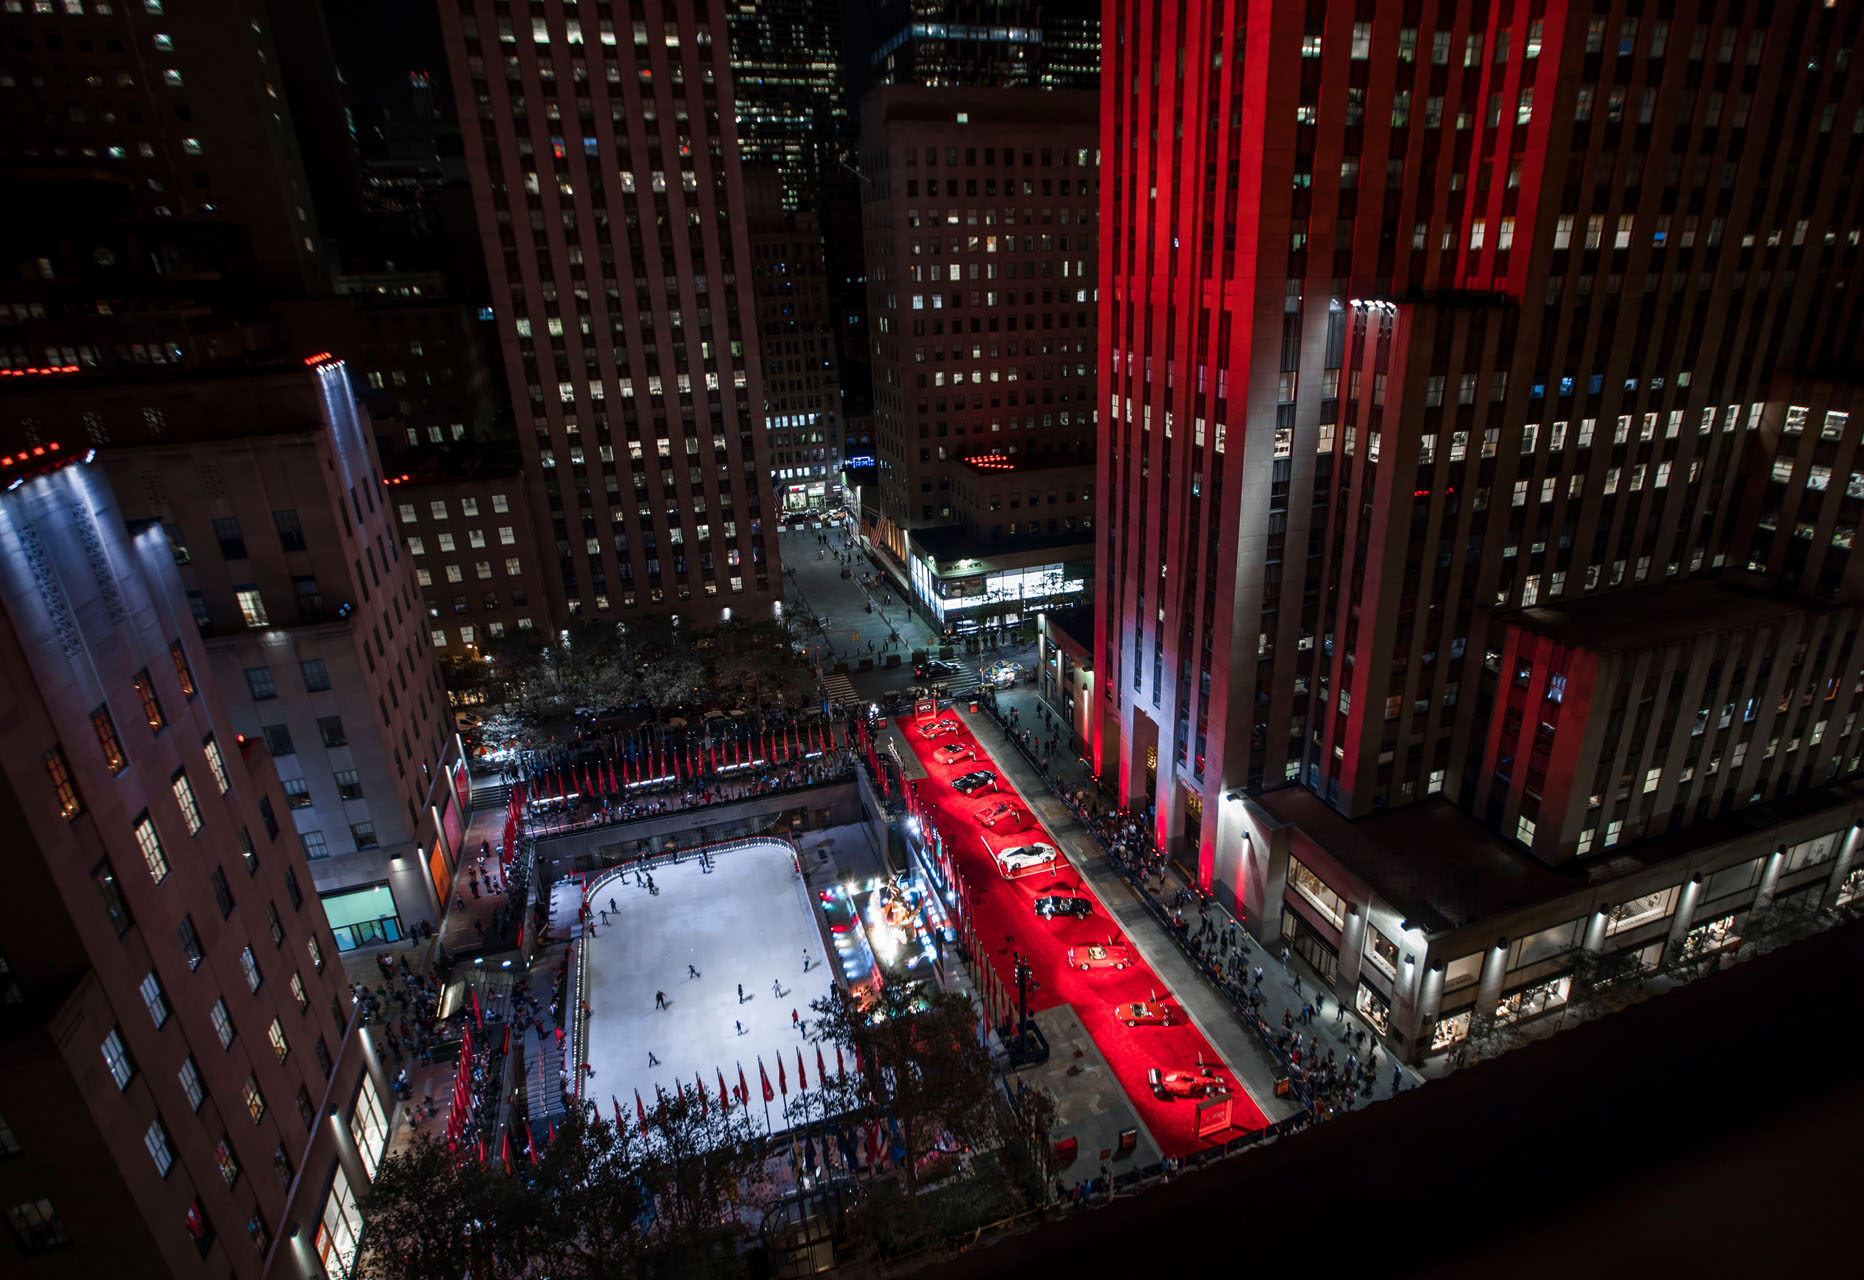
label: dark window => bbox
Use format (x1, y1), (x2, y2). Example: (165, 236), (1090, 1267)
(262, 724), (294, 756)
(294, 576), (324, 622)
(317, 716), (346, 748)
(283, 867), (302, 909)
(93, 860), (134, 937)
(272, 1143), (294, 1187)
(273, 508), (305, 552)
(299, 659), (331, 692)
(238, 827), (259, 875)
(335, 770), (363, 800)
(164, 522), (191, 564)
(265, 902), (284, 945)
(176, 914), (203, 968)
(43, 747), (83, 819)
(210, 867), (234, 919)
(313, 1036), (331, 1079)
(258, 796), (278, 840)
(169, 641), (197, 698)
(212, 516), (247, 559)
(295, 1085), (314, 1131)
(90, 705), (126, 772)
(187, 590), (212, 634)
(4, 1197), (72, 1253)
(244, 667), (276, 701)
(132, 669), (165, 731)
(350, 822), (378, 850)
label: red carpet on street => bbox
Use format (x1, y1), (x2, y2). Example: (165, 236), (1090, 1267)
(903, 718), (1268, 1155)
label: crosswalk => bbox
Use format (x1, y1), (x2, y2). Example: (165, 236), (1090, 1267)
(941, 669), (985, 700)
(821, 672), (859, 711)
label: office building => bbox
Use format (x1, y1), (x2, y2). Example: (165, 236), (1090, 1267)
(0, 360), (463, 944)
(726, 0), (849, 213)
(861, 85), (1098, 634)
(0, 447), (390, 1279)
(439, 0), (779, 628)
(747, 167), (848, 518)
(844, 0), (1101, 101)
(383, 441), (548, 652)
(1098, 2), (1864, 1060)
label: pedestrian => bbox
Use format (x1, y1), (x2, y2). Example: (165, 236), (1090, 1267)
(737, 983), (744, 1004)
(655, 990), (667, 1010)
(1279, 944), (1290, 968)
(1253, 964), (1264, 987)
(1392, 1066), (1403, 1092)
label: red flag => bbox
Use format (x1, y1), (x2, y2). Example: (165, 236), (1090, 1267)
(816, 1043), (827, 1084)
(635, 1089), (647, 1134)
(607, 759), (617, 793)
(760, 1057), (775, 1102)
(478, 1135), (486, 1165)
(501, 1129), (512, 1171)
(718, 1068), (730, 1111)
(738, 1062), (750, 1104)
(613, 1095), (623, 1129)
(836, 1044), (846, 1080)
(797, 1048), (807, 1091)
(778, 1054), (788, 1096)
(697, 1072), (707, 1115)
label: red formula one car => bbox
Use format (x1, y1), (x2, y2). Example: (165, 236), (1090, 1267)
(975, 800), (1025, 829)
(1148, 1063), (1221, 1100)
(1113, 1000), (1174, 1028)
(932, 741), (979, 765)
(918, 717), (963, 740)
(1067, 942), (1132, 971)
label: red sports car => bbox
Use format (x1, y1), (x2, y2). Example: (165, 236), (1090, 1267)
(1148, 1064), (1221, 1099)
(933, 741), (979, 765)
(976, 800), (1025, 829)
(919, 718), (962, 740)
(1067, 943), (1132, 971)
(1114, 1000), (1174, 1028)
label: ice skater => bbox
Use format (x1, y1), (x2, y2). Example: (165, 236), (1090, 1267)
(687, 963), (701, 979)
(735, 1020), (745, 1036)
(648, 1051), (659, 1067)
(609, 897), (618, 913)
(655, 990), (667, 1010)
(772, 978), (782, 998)
(792, 1008), (800, 1029)
(802, 949), (811, 972)
(737, 983), (745, 1004)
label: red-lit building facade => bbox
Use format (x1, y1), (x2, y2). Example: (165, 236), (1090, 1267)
(438, 0), (780, 627)
(1099, 2), (1864, 1058)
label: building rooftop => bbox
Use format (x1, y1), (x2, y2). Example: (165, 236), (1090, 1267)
(1505, 577), (1825, 654)
(908, 522), (1093, 565)
(1253, 787), (1581, 935)
(379, 441), (525, 489)
(1042, 603), (1095, 651)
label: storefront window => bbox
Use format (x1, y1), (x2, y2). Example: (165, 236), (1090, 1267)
(1604, 885), (1680, 936)
(319, 885), (402, 952)
(1506, 918), (1581, 970)
(1783, 833), (1839, 874)
(1494, 974), (1570, 1024)
(1280, 908), (1341, 983)
(1836, 866), (1864, 907)
(1355, 980), (1391, 1034)
(1431, 1009), (1471, 1051)
(1679, 910), (1744, 959)
(1286, 855), (1345, 929)
(314, 1166), (362, 1278)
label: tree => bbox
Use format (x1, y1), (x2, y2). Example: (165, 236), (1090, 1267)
(355, 1133), (547, 1280)
(638, 650), (706, 710)
(810, 978), (999, 1203)
(1564, 944), (1653, 1019)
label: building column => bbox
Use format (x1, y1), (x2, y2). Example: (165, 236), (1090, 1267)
(1663, 874), (1705, 960)
(1821, 823), (1862, 908)
(1337, 903), (1367, 1001)
(1475, 938), (1509, 1018)
(1749, 846), (1787, 916)
(1581, 908), (1608, 953)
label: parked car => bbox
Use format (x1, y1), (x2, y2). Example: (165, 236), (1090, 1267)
(1034, 895), (1092, 919)
(977, 802), (1026, 829)
(918, 718), (963, 740)
(933, 741), (979, 764)
(1114, 1000), (1173, 1028)
(915, 659), (964, 680)
(951, 770), (997, 795)
(1148, 1064), (1219, 1099)
(1067, 943), (1132, 971)
(995, 843), (1059, 873)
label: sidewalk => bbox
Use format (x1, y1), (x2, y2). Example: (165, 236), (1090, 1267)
(952, 702), (1425, 1121)
(780, 524), (940, 668)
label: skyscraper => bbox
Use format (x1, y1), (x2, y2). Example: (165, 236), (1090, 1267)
(439, 0), (778, 626)
(726, 0), (849, 213)
(747, 167), (848, 518)
(862, 86), (1099, 635)
(0, 448), (388, 1278)
(1099, 3), (1864, 1059)
(844, 0), (1101, 101)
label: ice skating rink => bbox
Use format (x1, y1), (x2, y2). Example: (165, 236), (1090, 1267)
(581, 842), (835, 1128)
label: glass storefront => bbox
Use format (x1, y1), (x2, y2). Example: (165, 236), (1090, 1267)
(322, 883), (403, 951)
(1494, 974), (1570, 1024)
(911, 554), (1089, 629)
(1355, 979), (1392, 1035)
(1280, 907), (1341, 984)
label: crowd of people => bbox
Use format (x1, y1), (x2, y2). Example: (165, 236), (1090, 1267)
(519, 751), (861, 838)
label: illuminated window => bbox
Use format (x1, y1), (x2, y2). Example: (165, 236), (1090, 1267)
(43, 746), (83, 819)
(210, 999), (235, 1049)
(349, 1075), (388, 1178)
(202, 735), (230, 793)
(102, 1027), (134, 1088)
(133, 812), (170, 883)
(131, 668), (166, 730)
(169, 640), (196, 697)
(314, 1166), (362, 1278)
(91, 705), (126, 772)
(267, 1019), (289, 1065)
(242, 1075), (265, 1123)
(171, 770), (203, 834)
